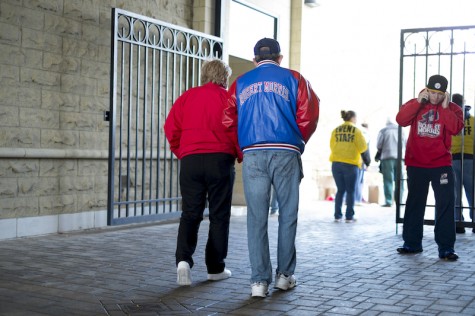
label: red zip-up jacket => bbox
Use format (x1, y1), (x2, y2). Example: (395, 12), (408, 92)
(396, 98), (463, 168)
(164, 82), (242, 161)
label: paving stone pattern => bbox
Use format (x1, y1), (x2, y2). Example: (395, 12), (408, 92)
(1, 201), (475, 315)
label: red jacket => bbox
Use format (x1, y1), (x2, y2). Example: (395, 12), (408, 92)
(164, 82), (242, 160)
(396, 98), (464, 168)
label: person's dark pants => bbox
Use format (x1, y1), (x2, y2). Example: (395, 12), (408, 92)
(403, 166), (456, 254)
(175, 153), (235, 274)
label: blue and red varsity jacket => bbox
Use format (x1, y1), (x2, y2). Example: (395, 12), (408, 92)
(223, 60), (320, 154)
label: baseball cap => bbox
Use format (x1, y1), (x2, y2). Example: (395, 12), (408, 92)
(254, 38), (281, 57)
(427, 75), (448, 93)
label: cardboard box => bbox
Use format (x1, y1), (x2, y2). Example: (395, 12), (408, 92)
(368, 185), (379, 204)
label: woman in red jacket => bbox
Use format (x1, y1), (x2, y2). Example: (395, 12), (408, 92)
(396, 75), (464, 261)
(164, 59), (241, 285)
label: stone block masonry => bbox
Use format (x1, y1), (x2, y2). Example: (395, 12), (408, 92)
(0, 0), (196, 239)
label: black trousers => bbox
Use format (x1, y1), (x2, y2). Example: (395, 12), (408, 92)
(403, 166), (456, 253)
(175, 153), (235, 274)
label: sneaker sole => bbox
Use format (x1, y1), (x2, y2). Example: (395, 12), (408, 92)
(207, 269), (232, 281)
(251, 284), (269, 297)
(439, 253), (459, 261)
(440, 257), (458, 261)
(251, 289), (269, 297)
(274, 276), (296, 290)
(274, 282), (296, 290)
(397, 248), (423, 254)
(177, 274), (191, 285)
(177, 265), (191, 286)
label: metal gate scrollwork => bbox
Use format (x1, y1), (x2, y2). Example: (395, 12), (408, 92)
(107, 8), (223, 225)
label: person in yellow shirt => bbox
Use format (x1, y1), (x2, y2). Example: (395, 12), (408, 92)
(451, 93), (474, 233)
(330, 110), (368, 222)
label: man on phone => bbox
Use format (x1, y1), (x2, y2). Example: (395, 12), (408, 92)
(396, 75), (464, 261)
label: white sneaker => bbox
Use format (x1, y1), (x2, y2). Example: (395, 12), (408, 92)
(251, 282), (269, 297)
(274, 273), (296, 290)
(177, 261), (192, 286)
(207, 268), (232, 281)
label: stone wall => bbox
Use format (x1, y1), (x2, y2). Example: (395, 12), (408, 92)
(0, 0), (298, 239)
(0, 0), (195, 237)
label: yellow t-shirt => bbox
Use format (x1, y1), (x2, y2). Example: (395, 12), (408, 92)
(452, 115), (474, 156)
(329, 121), (368, 167)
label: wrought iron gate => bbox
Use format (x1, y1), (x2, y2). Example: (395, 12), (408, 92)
(107, 8), (223, 225)
(396, 25), (475, 230)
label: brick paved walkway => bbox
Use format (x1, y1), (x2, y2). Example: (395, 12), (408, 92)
(1, 200), (475, 315)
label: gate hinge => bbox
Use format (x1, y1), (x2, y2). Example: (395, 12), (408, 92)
(103, 111), (110, 121)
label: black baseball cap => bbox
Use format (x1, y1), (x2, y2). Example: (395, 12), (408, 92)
(254, 38), (281, 58)
(427, 75), (448, 93)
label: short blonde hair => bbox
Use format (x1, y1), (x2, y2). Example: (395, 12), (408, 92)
(200, 59), (232, 87)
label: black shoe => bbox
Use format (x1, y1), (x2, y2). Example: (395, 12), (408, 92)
(397, 246), (423, 254)
(473, 228), (475, 234)
(439, 251), (459, 261)
(382, 203), (392, 207)
(456, 227), (466, 234)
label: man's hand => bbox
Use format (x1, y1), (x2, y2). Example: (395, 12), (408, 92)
(441, 92), (450, 109)
(417, 89), (429, 104)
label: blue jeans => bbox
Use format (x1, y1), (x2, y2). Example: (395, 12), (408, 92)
(242, 150), (303, 285)
(270, 186), (279, 213)
(332, 162), (359, 220)
(453, 158), (474, 221)
(355, 166), (365, 203)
